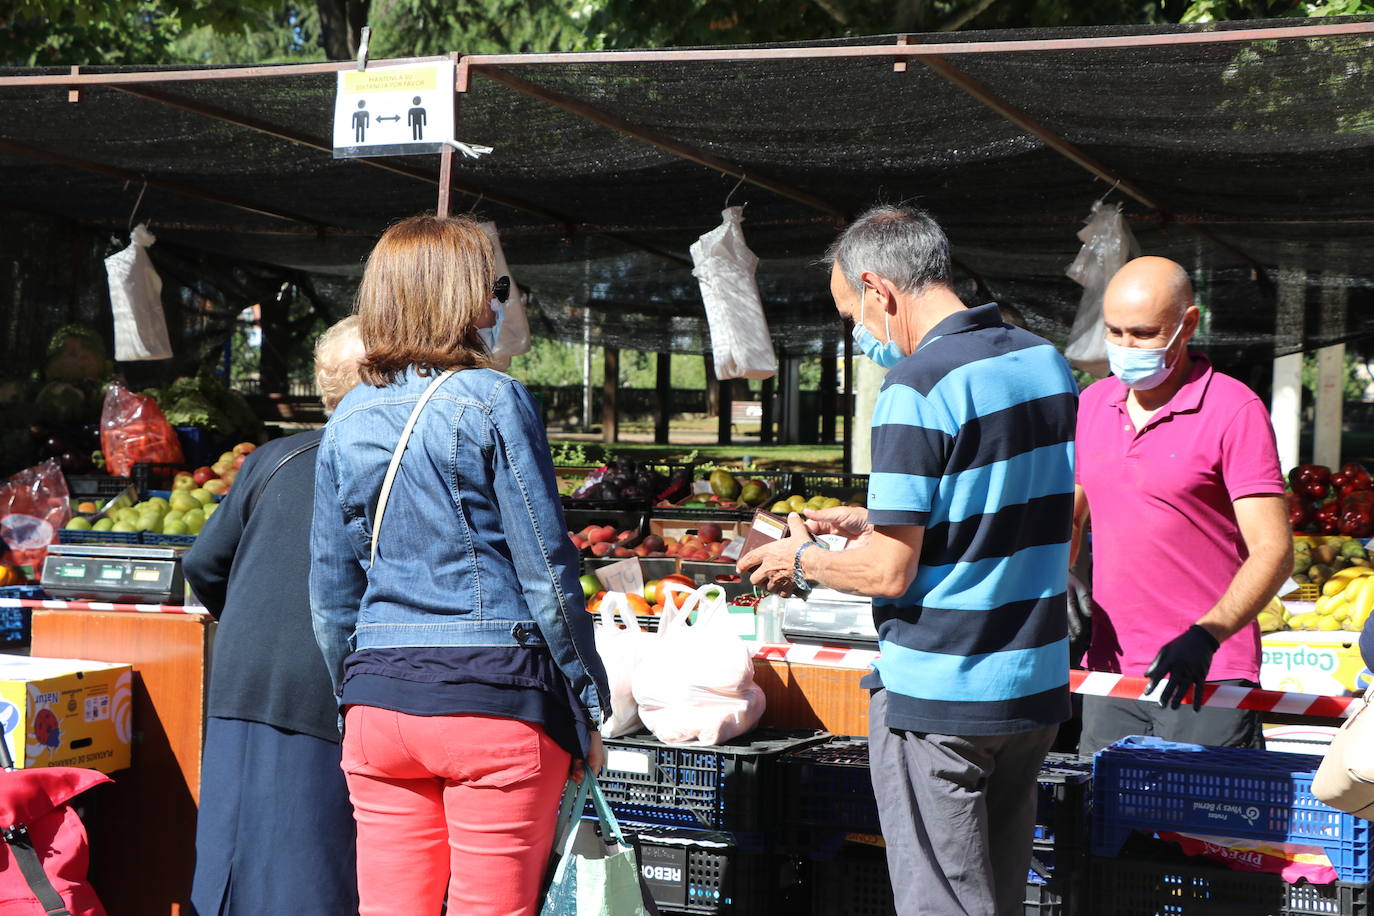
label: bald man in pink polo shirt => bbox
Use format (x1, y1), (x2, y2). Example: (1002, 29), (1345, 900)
(1072, 256), (1292, 755)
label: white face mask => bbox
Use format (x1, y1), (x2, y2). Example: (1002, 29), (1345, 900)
(1104, 315), (1186, 390)
(477, 299), (504, 352)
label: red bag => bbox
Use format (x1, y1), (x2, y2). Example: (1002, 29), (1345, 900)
(0, 460), (71, 579)
(98, 382), (184, 478)
(0, 766), (111, 916)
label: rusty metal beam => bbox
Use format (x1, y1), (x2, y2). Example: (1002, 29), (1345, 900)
(475, 66), (849, 222)
(0, 57), (451, 89)
(455, 20), (1374, 83)
(0, 136), (334, 230)
(919, 54), (1266, 271)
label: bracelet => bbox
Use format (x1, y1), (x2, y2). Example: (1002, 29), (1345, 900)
(793, 540), (823, 592)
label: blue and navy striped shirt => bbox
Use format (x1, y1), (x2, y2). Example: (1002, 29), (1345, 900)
(862, 303), (1077, 736)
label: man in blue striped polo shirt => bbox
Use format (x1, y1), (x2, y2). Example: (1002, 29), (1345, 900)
(739, 205), (1077, 916)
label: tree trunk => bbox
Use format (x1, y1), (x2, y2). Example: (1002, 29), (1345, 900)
(316, 0), (370, 61)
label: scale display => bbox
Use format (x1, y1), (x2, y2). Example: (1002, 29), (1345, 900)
(40, 544), (185, 605)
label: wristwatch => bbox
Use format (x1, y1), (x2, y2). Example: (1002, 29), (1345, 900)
(792, 540), (824, 592)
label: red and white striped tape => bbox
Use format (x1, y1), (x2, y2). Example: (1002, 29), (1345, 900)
(0, 597), (208, 616)
(750, 643), (1359, 719)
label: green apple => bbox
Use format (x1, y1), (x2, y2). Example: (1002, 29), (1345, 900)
(171, 474), (196, 492)
(163, 510), (185, 528)
(146, 496), (170, 512)
(189, 488), (214, 506)
(182, 508), (205, 534)
(169, 491), (198, 513)
(92, 517), (115, 531)
(136, 513), (161, 532)
(65, 516), (93, 530)
(111, 521), (137, 533)
(579, 574), (602, 600)
(162, 519), (188, 536)
(115, 507), (139, 524)
(203, 503), (218, 519)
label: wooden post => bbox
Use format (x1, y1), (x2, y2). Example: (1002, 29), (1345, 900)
(704, 354), (719, 418)
(436, 52), (462, 217)
(820, 350), (837, 444)
(654, 350), (671, 444)
(602, 346), (619, 443)
(760, 376), (775, 445)
(717, 375), (733, 445)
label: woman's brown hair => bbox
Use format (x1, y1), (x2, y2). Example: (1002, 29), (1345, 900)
(355, 214), (494, 386)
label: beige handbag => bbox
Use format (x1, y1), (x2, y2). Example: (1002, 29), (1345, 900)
(1313, 694), (1374, 818)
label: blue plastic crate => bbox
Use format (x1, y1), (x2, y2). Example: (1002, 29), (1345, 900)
(58, 528), (142, 546)
(0, 586), (42, 647)
(1091, 736), (1374, 883)
(141, 532), (196, 548)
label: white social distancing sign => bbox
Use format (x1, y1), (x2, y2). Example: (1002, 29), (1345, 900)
(333, 61), (455, 158)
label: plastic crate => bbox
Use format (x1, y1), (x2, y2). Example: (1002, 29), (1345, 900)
(141, 532), (197, 548)
(57, 528), (143, 546)
(564, 507), (649, 539)
(808, 842), (895, 916)
(652, 505), (754, 523)
(779, 738), (881, 838)
(131, 462), (191, 496)
(1036, 753), (1094, 852)
(1027, 843), (1086, 916)
(595, 728), (829, 834)
(630, 826), (788, 915)
(64, 475), (134, 499)
(796, 472), (870, 501)
(1088, 854), (1372, 916)
(582, 557), (679, 583)
(1284, 584), (1323, 603)
(173, 426), (231, 468)
(1092, 736), (1374, 883)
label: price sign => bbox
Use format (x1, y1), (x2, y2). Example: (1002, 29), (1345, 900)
(594, 558), (644, 596)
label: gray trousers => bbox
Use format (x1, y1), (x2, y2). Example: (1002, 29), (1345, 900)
(1077, 679), (1265, 756)
(868, 689), (1057, 916)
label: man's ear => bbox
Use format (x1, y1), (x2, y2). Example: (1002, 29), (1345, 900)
(859, 271), (899, 312)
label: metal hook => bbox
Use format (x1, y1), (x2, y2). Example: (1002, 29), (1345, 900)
(127, 180), (148, 233)
(357, 26), (371, 72)
(724, 172), (747, 209)
(1095, 178), (1122, 208)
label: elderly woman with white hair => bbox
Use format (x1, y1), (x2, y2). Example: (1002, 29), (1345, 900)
(186, 317), (365, 916)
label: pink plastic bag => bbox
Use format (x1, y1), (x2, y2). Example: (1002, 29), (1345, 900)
(0, 459), (71, 578)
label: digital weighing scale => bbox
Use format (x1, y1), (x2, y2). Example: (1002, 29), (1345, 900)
(40, 543), (186, 605)
(781, 588), (878, 648)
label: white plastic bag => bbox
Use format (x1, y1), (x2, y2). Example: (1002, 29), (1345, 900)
(1064, 201), (1139, 379)
(631, 584), (766, 746)
(478, 221), (531, 371)
(105, 223), (171, 361)
(594, 593), (650, 739)
(690, 207), (777, 381)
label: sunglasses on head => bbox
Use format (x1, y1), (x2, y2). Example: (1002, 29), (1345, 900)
(492, 275), (511, 304)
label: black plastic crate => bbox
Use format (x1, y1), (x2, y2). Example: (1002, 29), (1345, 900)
(563, 507), (649, 539)
(0, 586), (42, 646)
(64, 475), (133, 499)
(630, 826), (790, 915)
(1028, 843), (1085, 916)
(651, 505), (753, 523)
(131, 461), (191, 496)
(779, 738), (881, 838)
(1088, 855), (1371, 916)
(797, 472), (869, 501)
(595, 728), (829, 833)
(808, 841), (895, 916)
(1036, 753), (1093, 853)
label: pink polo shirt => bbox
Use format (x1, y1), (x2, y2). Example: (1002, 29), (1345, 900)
(1076, 355), (1284, 682)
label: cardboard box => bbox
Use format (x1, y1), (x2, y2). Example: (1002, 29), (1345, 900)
(1260, 630), (1371, 696)
(0, 656), (133, 774)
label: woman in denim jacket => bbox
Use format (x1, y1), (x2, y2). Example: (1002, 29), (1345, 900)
(310, 214), (610, 916)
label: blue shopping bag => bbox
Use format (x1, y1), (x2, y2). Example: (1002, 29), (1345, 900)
(540, 774), (657, 916)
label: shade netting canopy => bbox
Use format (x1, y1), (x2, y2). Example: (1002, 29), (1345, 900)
(1, 16), (1371, 372)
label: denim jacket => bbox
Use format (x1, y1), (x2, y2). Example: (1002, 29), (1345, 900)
(309, 366), (609, 725)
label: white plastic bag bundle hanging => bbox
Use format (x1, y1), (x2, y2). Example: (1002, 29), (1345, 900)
(105, 223), (172, 361)
(1064, 200), (1139, 379)
(478, 221), (531, 371)
(631, 583), (766, 745)
(690, 207), (777, 380)
(593, 593), (651, 739)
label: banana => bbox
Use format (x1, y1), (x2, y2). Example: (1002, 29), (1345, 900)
(1321, 567), (1374, 597)
(1351, 576), (1374, 630)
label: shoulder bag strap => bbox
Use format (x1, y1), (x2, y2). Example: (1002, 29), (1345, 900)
(2, 825), (75, 916)
(370, 370), (455, 567)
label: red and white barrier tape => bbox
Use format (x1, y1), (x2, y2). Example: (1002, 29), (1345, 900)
(750, 643), (1358, 719)
(0, 597), (208, 616)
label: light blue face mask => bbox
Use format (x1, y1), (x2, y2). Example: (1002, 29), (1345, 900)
(1104, 316), (1185, 390)
(851, 288), (905, 369)
(477, 299), (505, 352)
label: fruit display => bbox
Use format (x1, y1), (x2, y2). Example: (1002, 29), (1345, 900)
(1287, 463), (1374, 537)
(1266, 535), (1374, 633)
(64, 490), (219, 536)
(568, 458), (689, 504)
(181, 441), (257, 498)
(584, 573), (697, 617)
(770, 493), (845, 515)
(659, 468), (775, 512)
(1290, 534), (1369, 587)
(568, 521), (738, 561)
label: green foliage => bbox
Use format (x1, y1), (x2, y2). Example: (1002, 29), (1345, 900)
(369, 0), (599, 56)
(507, 336), (710, 389)
(1302, 351), (1370, 403)
(1182, 0), (1373, 21)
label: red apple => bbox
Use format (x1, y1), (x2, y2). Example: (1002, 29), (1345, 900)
(232, 442), (257, 456)
(202, 479), (229, 495)
(192, 466), (217, 486)
(698, 522), (723, 545)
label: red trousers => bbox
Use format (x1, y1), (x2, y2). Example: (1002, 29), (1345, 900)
(341, 706), (572, 916)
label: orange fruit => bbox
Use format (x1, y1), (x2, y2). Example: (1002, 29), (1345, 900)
(625, 593), (653, 616)
(76, 501), (97, 514)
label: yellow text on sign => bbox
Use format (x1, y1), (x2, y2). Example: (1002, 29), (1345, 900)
(341, 69), (436, 94)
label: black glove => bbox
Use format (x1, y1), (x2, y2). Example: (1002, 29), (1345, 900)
(1143, 625), (1220, 710)
(1065, 572), (1097, 665)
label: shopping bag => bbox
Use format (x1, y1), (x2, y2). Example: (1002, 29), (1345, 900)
(104, 223), (171, 362)
(1064, 200), (1139, 379)
(690, 207), (777, 381)
(632, 585), (765, 746)
(1313, 694), (1374, 818)
(595, 594), (649, 739)
(539, 775), (654, 916)
(99, 381), (184, 477)
(0, 459), (71, 579)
